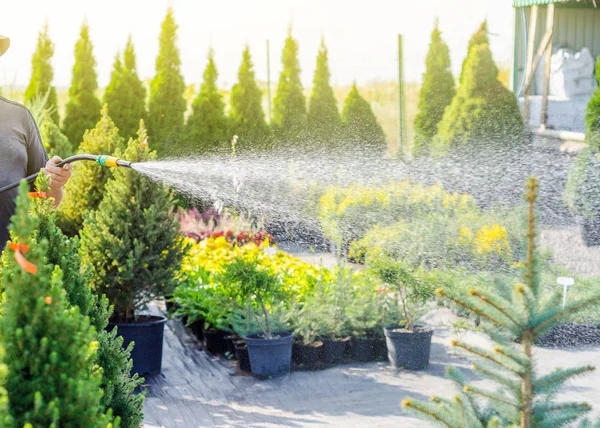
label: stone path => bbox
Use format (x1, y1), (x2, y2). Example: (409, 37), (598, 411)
(142, 307), (600, 427)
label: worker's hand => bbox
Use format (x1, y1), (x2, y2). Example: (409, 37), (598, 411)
(44, 156), (72, 189)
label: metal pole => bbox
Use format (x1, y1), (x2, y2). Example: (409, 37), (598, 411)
(266, 39), (272, 123)
(523, 5), (538, 127)
(398, 34), (407, 157)
(540, 4), (555, 130)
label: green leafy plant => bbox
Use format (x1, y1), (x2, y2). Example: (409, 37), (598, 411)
(311, 267), (354, 340)
(403, 177), (600, 427)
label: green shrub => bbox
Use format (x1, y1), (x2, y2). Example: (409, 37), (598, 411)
(79, 121), (185, 322)
(39, 110), (73, 158)
(341, 83), (387, 154)
(414, 20), (455, 157)
(432, 40), (523, 155)
(62, 21), (101, 147)
(585, 58), (600, 151)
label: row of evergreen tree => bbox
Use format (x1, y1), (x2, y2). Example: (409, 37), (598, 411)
(413, 20), (524, 157)
(26, 9), (386, 158)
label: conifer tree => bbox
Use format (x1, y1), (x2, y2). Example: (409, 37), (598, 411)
(432, 41), (523, 155)
(62, 21), (101, 147)
(459, 20), (488, 84)
(414, 20), (455, 157)
(403, 177), (600, 427)
(39, 111), (73, 158)
(341, 83), (387, 154)
(307, 38), (341, 147)
(32, 173), (143, 427)
(148, 7), (186, 155)
(184, 48), (229, 153)
(58, 105), (124, 237)
(80, 121), (184, 322)
(24, 22), (59, 124)
(230, 46), (269, 151)
(0, 181), (116, 427)
(104, 36), (147, 140)
(585, 58), (600, 151)
(272, 29), (307, 144)
(0, 347), (11, 426)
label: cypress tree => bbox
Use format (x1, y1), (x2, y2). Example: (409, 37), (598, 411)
(24, 21), (59, 124)
(404, 178), (600, 427)
(307, 38), (341, 147)
(57, 105), (124, 237)
(148, 7), (186, 155)
(184, 48), (229, 154)
(272, 29), (307, 144)
(104, 36), (147, 140)
(413, 20), (456, 157)
(585, 58), (600, 151)
(32, 173), (144, 427)
(230, 46), (269, 151)
(459, 20), (488, 84)
(39, 111), (73, 158)
(341, 83), (387, 154)
(0, 182), (116, 427)
(79, 121), (184, 322)
(432, 41), (523, 155)
(62, 21), (101, 147)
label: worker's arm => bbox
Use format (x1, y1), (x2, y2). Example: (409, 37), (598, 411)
(44, 157), (72, 207)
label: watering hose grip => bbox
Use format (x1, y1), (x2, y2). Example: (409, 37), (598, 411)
(96, 155), (120, 167)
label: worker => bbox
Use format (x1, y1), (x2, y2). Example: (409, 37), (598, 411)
(0, 35), (72, 251)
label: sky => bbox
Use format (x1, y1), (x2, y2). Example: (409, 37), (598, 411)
(0, 0), (515, 89)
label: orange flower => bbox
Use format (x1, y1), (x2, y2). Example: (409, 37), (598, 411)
(45, 296), (53, 304)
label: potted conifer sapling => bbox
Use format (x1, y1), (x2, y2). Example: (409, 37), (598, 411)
(80, 121), (185, 376)
(372, 259), (435, 370)
(219, 256), (293, 379)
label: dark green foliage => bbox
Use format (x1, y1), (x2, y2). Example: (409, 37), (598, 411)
(104, 36), (147, 140)
(230, 46), (270, 151)
(184, 49), (229, 153)
(341, 83), (387, 154)
(272, 29), (307, 145)
(24, 22), (59, 124)
(414, 20), (455, 157)
(585, 58), (600, 151)
(57, 105), (124, 237)
(432, 41), (524, 155)
(62, 21), (101, 147)
(404, 178), (600, 427)
(79, 121), (185, 322)
(460, 20), (488, 84)
(307, 38), (341, 147)
(32, 174), (143, 427)
(148, 7), (186, 155)
(39, 111), (73, 158)
(0, 181), (116, 427)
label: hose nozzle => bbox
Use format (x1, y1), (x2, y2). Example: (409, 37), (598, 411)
(96, 155), (132, 168)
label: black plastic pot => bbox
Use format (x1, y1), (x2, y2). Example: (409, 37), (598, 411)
(321, 338), (349, 365)
(384, 325), (433, 370)
(234, 341), (252, 373)
(188, 320), (204, 342)
(108, 316), (167, 376)
(582, 217), (600, 247)
(295, 341), (323, 369)
(245, 332), (294, 379)
(224, 334), (239, 358)
(203, 329), (227, 354)
(350, 337), (376, 362)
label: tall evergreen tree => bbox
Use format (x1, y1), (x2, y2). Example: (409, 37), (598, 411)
(460, 20), (488, 84)
(32, 173), (144, 428)
(341, 83), (387, 154)
(432, 40), (523, 156)
(404, 177), (600, 427)
(104, 36), (147, 140)
(413, 20), (456, 157)
(585, 58), (600, 151)
(58, 105), (124, 237)
(272, 29), (307, 144)
(0, 181), (116, 427)
(307, 38), (341, 147)
(184, 48), (229, 153)
(62, 21), (101, 147)
(148, 7), (186, 155)
(230, 46), (269, 151)
(24, 22), (59, 124)
(39, 111), (73, 158)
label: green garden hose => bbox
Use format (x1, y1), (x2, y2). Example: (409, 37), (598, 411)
(0, 154), (133, 195)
